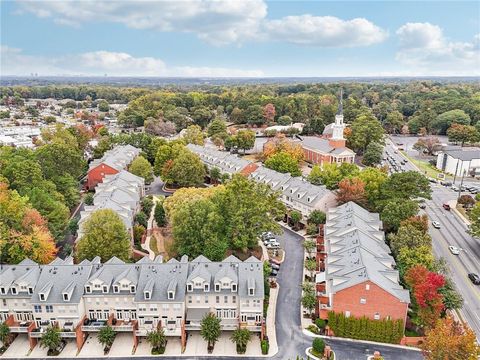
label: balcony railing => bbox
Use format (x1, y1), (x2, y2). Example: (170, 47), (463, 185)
(60, 331), (77, 338)
(81, 325), (103, 332)
(9, 326), (30, 333)
(29, 331), (43, 338)
(112, 323), (134, 332)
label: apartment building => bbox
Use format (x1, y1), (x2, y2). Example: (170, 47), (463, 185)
(86, 144), (141, 189)
(186, 145), (335, 219)
(77, 170), (145, 242)
(0, 254), (264, 352)
(316, 202), (410, 326)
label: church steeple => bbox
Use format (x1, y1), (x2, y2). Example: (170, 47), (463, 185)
(336, 88), (343, 117)
(329, 89), (346, 149)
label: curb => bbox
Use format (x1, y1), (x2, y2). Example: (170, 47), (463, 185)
(302, 329), (422, 352)
(449, 201), (472, 226)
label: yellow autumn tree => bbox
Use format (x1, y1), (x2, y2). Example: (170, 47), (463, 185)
(422, 316), (480, 360)
(262, 134), (304, 162)
(163, 186), (220, 220)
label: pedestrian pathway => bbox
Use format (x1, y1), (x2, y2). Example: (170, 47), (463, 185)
(141, 196), (162, 260)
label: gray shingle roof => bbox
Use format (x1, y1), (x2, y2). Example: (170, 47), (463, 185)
(443, 149), (480, 161)
(324, 202), (410, 304)
(89, 145), (141, 171)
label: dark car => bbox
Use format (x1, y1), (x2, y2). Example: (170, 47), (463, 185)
(468, 273), (480, 285)
(270, 269), (278, 277)
(442, 204), (451, 211)
(419, 203), (426, 209)
(270, 263), (280, 271)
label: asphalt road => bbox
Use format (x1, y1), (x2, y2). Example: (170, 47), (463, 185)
(385, 139), (480, 341)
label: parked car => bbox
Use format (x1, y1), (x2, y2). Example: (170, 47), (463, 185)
(266, 241), (280, 249)
(448, 245), (460, 255)
(270, 258), (281, 266)
(442, 204), (451, 211)
(419, 203), (426, 209)
(432, 221), (441, 229)
(468, 273), (480, 285)
(270, 263), (280, 270)
(428, 177), (437, 183)
(451, 185), (459, 192)
(270, 269), (278, 277)
(261, 232), (275, 240)
(263, 238), (278, 245)
(440, 180), (452, 186)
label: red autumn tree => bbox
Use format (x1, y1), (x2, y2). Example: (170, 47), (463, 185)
(336, 177), (368, 207)
(400, 215), (429, 234)
(263, 103), (276, 124)
(405, 265), (445, 329)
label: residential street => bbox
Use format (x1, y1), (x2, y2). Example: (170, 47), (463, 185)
(385, 138), (480, 341)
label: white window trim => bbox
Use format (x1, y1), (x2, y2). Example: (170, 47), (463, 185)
(144, 291), (151, 300)
(85, 285), (92, 294)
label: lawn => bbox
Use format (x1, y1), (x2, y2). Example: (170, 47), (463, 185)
(400, 151), (452, 180)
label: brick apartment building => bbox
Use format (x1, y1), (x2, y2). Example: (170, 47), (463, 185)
(315, 202), (410, 325)
(86, 145), (141, 189)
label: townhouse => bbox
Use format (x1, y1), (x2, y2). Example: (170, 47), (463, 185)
(0, 254), (264, 352)
(186, 145), (335, 219)
(86, 144), (141, 189)
(315, 202), (410, 326)
(77, 170), (145, 242)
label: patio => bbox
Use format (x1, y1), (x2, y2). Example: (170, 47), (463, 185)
(77, 334), (104, 358)
(107, 333), (134, 356)
(1, 335), (31, 358)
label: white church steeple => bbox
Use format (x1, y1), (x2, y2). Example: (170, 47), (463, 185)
(331, 89), (345, 141)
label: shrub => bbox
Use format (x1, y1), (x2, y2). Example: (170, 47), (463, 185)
(261, 339), (269, 355)
(312, 338), (325, 354)
(306, 223), (318, 236)
(307, 324), (319, 334)
(315, 318), (326, 329)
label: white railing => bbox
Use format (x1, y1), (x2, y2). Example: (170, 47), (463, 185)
(112, 324), (133, 332)
(9, 326), (29, 333)
(60, 331), (77, 338)
(81, 325), (103, 332)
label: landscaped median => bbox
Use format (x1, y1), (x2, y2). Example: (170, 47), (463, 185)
(305, 338), (334, 360)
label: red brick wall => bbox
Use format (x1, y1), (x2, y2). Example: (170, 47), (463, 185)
(331, 281), (408, 324)
(303, 148), (332, 165)
(328, 139), (346, 148)
(87, 163), (119, 189)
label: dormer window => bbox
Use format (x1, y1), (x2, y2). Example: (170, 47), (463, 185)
(85, 285), (92, 294)
(28, 287), (33, 294)
(144, 291), (151, 300)
(0, 288), (6, 295)
(187, 283), (193, 292)
(102, 285), (108, 293)
(11, 287), (17, 295)
(63, 293), (69, 301)
(215, 283), (220, 292)
(297, 194), (300, 198)
(168, 291), (174, 300)
(307, 197), (311, 202)
(204, 283), (209, 292)
(113, 285), (119, 293)
(130, 285), (136, 293)
(231, 283), (237, 292)
(39, 293), (45, 301)
(248, 288), (254, 296)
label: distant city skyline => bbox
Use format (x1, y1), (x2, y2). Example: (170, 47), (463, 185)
(1, 0), (479, 77)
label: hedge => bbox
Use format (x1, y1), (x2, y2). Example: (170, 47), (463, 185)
(327, 311), (404, 344)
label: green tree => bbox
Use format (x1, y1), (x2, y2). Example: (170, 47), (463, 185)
(308, 210), (326, 225)
(98, 326), (116, 351)
(277, 115), (293, 125)
(308, 165), (324, 186)
(439, 279), (463, 310)
(381, 199), (419, 232)
(154, 202), (166, 227)
(146, 329), (167, 354)
(98, 100), (110, 112)
(447, 124), (479, 146)
(362, 142), (383, 166)
(347, 113), (385, 154)
(302, 291), (316, 317)
(40, 326), (61, 354)
(383, 110), (404, 134)
(76, 209), (131, 262)
(432, 109), (471, 134)
(305, 258), (317, 280)
(129, 155), (154, 184)
(154, 144), (175, 176)
(200, 313), (221, 351)
(264, 151), (301, 176)
(0, 322), (11, 347)
(244, 104), (264, 126)
(207, 118), (227, 137)
(135, 212), (148, 228)
(379, 171), (431, 204)
(290, 210), (302, 229)
(230, 328), (251, 354)
(164, 150), (206, 187)
(235, 129), (256, 153)
(303, 239), (316, 258)
(184, 124), (205, 145)
(141, 196), (154, 215)
(388, 224), (432, 256)
(84, 193), (94, 206)
(469, 202), (480, 238)
(209, 167), (222, 185)
(357, 167), (388, 205)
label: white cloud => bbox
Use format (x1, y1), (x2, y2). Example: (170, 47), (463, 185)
(0, 46), (264, 77)
(263, 15), (388, 47)
(17, 0), (267, 46)
(395, 23), (480, 75)
(16, 1), (388, 47)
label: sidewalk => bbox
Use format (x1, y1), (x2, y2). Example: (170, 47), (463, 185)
(141, 196), (162, 260)
(266, 286), (279, 357)
(448, 199), (472, 226)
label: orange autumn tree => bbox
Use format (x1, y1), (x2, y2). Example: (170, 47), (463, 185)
(263, 134), (304, 162)
(336, 177), (368, 207)
(0, 182), (57, 264)
(422, 316), (480, 360)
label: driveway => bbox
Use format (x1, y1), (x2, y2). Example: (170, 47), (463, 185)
(146, 176), (172, 197)
(2, 334), (30, 358)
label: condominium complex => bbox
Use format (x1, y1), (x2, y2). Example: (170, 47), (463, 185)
(316, 202), (410, 325)
(77, 170), (145, 241)
(86, 144), (141, 189)
(0, 255), (264, 351)
(186, 144), (335, 218)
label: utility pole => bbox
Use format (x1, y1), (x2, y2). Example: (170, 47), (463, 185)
(457, 170), (466, 202)
(453, 159), (460, 184)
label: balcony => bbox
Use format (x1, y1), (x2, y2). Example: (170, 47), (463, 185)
(8, 321), (32, 333)
(111, 320), (134, 332)
(81, 319), (107, 332)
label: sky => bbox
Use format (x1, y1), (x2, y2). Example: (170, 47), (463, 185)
(1, 0), (479, 77)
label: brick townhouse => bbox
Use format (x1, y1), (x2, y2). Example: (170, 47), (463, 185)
(315, 202), (410, 326)
(86, 144), (141, 189)
(0, 254), (264, 352)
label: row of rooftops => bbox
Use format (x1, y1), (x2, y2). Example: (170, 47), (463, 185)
(186, 144), (332, 208)
(323, 202), (410, 304)
(0, 255), (264, 305)
(88, 144), (141, 172)
(78, 170), (145, 239)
